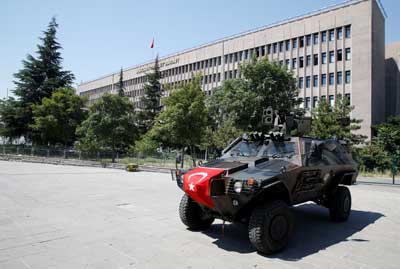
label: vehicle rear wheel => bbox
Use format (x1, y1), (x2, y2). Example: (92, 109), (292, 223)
(329, 186), (351, 222)
(179, 194), (214, 230)
(248, 200), (293, 254)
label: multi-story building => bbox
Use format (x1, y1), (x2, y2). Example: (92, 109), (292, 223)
(385, 42), (400, 117)
(78, 0), (387, 139)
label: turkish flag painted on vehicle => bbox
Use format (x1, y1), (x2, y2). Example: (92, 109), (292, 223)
(183, 167), (225, 209)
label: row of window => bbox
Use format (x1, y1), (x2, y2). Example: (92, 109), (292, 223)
(281, 48), (351, 69)
(301, 93), (351, 109)
(267, 25), (351, 54)
(298, 71), (351, 88)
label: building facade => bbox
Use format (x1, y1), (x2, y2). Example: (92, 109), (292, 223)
(78, 0), (386, 139)
(385, 42), (400, 117)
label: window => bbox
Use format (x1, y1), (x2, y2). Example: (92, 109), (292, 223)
(321, 74), (327, 85)
(322, 52), (327, 64)
(337, 28), (343, 40)
(238, 52), (242, 61)
(321, 95), (326, 101)
(292, 38), (297, 49)
(299, 37), (304, 48)
(255, 47), (260, 58)
(329, 73), (334, 85)
(337, 71), (343, 84)
(329, 29), (335, 41)
(279, 42), (284, 52)
(217, 73), (221, 81)
(305, 97), (311, 109)
(244, 50), (249, 60)
(313, 33), (319, 45)
(299, 98), (304, 109)
(345, 70), (351, 84)
(313, 54), (319, 65)
(345, 48), (351, 60)
(337, 49), (342, 61)
(229, 54), (233, 63)
(329, 95), (335, 106)
(313, 96), (318, 107)
(279, 60), (284, 66)
(285, 40), (290, 51)
(306, 76), (311, 88)
(273, 43), (277, 53)
(345, 25), (351, 38)
(321, 31), (327, 42)
(313, 75), (318, 87)
(292, 58), (297, 69)
(306, 55), (311, 66)
(345, 93), (351, 103)
(205, 60), (208, 68)
(261, 46), (265, 56)
(298, 77), (304, 88)
(306, 35), (311, 46)
(285, 59), (290, 69)
(267, 45), (271, 54)
(329, 51), (335, 63)
(299, 56), (304, 68)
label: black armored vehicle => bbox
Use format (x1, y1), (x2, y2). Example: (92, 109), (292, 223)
(172, 133), (358, 254)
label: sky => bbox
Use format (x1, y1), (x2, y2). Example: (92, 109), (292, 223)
(0, 0), (399, 98)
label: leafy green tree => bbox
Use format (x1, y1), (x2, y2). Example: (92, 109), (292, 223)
(30, 88), (87, 146)
(311, 96), (365, 145)
(132, 133), (159, 155)
(206, 58), (301, 149)
(10, 17), (74, 141)
(0, 97), (27, 141)
(150, 76), (207, 164)
(240, 57), (302, 129)
(207, 79), (257, 131)
(375, 116), (400, 183)
(76, 93), (137, 162)
(138, 55), (162, 131)
(118, 68), (125, 97)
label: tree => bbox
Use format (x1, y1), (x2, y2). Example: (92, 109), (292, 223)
(138, 55), (162, 131)
(118, 68), (125, 97)
(311, 96), (365, 145)
(30, 88), (87, 146)
(0, 97), (27, 141)
(150, 76), (208, 164)
(10, 17), (75, 141)
(206, 58), (302, 150)
(76, 93), (137, 162)
(375, 116), (400, 183)
(240, 57), (302, 130)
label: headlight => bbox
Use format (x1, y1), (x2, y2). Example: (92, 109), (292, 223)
(234, 181), (243, 193)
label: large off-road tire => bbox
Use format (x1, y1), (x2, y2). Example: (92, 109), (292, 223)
(248, 200), (293, 254)
(329, 186), (351, 222)
(179, 194), (214, 230)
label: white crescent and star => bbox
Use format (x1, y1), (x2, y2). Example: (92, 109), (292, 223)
(187, 172), (209, 192)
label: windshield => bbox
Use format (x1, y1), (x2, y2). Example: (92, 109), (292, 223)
(263, 142), (296, 158)
(229, 141), (262, 157)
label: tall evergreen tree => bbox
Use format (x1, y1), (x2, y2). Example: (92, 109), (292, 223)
(10, 17), (74, 141)
(118, 67), (125, 97)
(138, 55), (162, 131)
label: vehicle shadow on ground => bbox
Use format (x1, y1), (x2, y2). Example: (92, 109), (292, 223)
(201, 203), (384, 260)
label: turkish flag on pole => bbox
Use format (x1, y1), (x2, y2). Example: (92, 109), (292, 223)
(150, 38), (154, 48)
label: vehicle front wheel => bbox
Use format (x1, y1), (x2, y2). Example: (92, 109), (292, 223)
(248, 200), (293, 254)
(329, 186), (351, 222)
(179, 194), (214, 230)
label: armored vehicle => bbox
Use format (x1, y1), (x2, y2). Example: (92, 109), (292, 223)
(171, 133), (357, 254)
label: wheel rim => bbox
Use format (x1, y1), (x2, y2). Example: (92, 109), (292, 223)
(270, 215), (288, 241)
(343, 196), (351, 213)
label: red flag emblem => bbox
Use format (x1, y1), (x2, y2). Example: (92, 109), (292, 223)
(183, 167), (225, 208)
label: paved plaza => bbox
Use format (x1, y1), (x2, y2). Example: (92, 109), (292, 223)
(0, 161), (399, 268)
